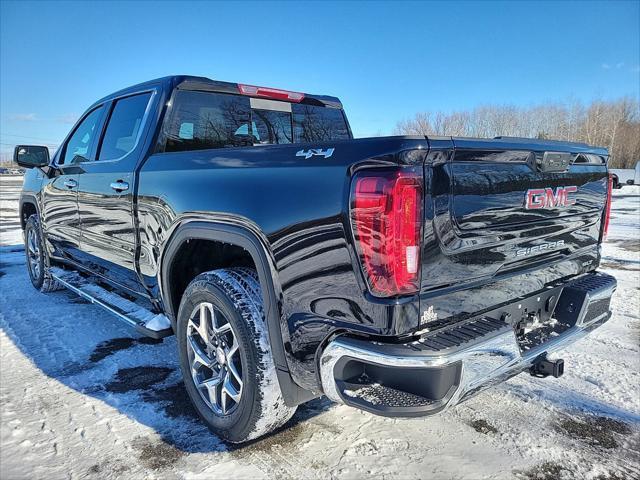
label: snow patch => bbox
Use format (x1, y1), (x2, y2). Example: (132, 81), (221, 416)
(144, 314), (171, 332)
(343, 384), (383, 405)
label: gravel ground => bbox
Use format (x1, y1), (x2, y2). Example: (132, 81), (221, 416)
(0, 174), (639, 479)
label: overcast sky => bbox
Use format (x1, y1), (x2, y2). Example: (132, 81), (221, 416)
(1, 0), (639, 154)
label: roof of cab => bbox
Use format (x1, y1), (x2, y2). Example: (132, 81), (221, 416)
(93, 75), (343, 109)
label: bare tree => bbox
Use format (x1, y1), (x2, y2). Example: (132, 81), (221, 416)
(395, 97), (640, 168)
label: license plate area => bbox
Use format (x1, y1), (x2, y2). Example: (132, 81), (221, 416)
(498, 285), (573, 352)
(515, 313), (572, 352)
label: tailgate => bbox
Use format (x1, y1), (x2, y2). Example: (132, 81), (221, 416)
(420, 137), (608, 320)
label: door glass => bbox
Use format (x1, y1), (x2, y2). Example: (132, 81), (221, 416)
(98, 93), (152, 161)
(62, 106), (104, 164)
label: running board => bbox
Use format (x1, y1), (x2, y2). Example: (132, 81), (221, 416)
(50, 267), (173, 339)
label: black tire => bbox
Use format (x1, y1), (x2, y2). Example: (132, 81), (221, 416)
(24, 215), (62, 293)
(612, 176), (621, 189)
(177, 268), (296, 443)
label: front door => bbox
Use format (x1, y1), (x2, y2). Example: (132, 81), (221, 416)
(40, 106), (105, 262)
(75, 91), (154, 296)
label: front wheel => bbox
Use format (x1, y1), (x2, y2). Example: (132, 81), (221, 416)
(24, 215), (62, 293)
(177, 268), (296, 443)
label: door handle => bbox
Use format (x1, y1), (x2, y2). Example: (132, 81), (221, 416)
(64, 179), (77, 189)
(110, 181), (129, 192)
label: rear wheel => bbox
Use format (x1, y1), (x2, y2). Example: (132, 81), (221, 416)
(612, 176), (621, 189)
(177, 268), (296, 443)
(24, 215), (62, 293)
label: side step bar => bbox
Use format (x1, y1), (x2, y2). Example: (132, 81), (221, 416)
(50, 267), (173, 339)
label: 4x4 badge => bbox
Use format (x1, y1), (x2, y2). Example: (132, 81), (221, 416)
(296, 148), (335, 159)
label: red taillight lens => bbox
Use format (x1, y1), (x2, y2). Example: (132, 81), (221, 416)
(238, 84), (305, 103)
(603, 173), (613, 239)
(350, 171), (423, 296)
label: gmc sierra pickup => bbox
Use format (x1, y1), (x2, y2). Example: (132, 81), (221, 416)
(16, 76), (616, 443)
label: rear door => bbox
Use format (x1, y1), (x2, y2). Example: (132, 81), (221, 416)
(40, 105), (105, 262)
(75, 90), (155, 295)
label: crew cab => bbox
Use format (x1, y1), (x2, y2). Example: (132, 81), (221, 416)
(16, 76), (616, 443)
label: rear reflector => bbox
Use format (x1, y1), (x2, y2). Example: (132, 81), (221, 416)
(603, 173), (613, 239)
(238, 84), (305, 103)
(350, 171), (423, 296)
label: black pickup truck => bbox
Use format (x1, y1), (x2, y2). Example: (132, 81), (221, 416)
(16, 76), (616, 443)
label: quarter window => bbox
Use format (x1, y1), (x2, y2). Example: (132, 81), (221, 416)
(98, 93), (152, 161)
(62, 106), (104, 164)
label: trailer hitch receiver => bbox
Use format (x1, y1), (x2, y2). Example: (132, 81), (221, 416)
(529, 354), (565, 378)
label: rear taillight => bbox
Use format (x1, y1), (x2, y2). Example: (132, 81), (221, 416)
(350, 171), (423, 297)
(603, 173), (613, 239)
(238, 84), (305, 103)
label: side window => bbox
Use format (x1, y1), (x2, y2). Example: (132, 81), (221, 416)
(292, 104), (350, 142)
(98, 93), (152, 161)
(164, 91), (252, 152)
(61, 106), (104, 165)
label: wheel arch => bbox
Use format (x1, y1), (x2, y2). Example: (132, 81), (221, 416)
(159, 219), (315, 407)
(19, 194), (40, 229)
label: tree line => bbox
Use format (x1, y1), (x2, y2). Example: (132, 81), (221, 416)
(395, 97), (640, 169)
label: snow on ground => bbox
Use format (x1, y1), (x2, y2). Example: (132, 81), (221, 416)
(0, 176), (639, 480)
(0, 175), (23, 246)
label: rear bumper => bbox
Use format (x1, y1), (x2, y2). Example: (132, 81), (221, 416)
(319, 271), (616, 417)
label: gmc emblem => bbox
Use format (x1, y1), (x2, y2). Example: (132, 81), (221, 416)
(525, 186), (578, 209)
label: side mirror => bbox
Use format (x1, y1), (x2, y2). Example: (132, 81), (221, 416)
(13, 145), (50, 169)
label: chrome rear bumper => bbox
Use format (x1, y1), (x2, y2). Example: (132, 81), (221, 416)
(319, 271), (616, 416)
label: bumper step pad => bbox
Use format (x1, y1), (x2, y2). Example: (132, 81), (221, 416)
(415, 316), (508, 352)
(555, 272), (617, 328)
(342, 382), (437, 409)
(50, 267), (173, 339)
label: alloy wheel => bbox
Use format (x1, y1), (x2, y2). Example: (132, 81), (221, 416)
(27, 228), (41, 279)
(186, 302), (243, 415)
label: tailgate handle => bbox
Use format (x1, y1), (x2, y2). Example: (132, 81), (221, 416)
(539, 152), (572, 172)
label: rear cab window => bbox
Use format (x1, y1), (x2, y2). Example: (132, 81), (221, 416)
(164, 91), (252, 152)
(250, 98), (293, 145)
(163, 90), (350, 153)
(292, 104), (351, 142)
